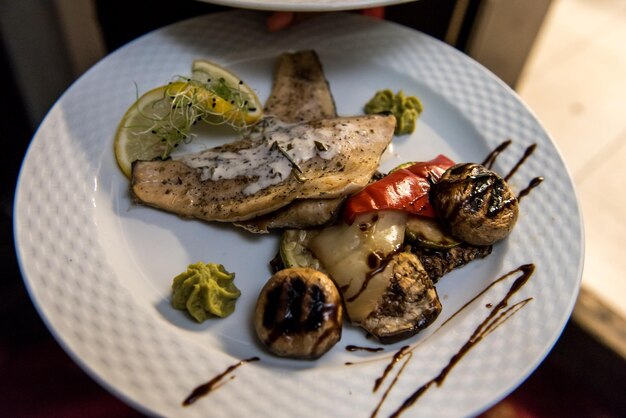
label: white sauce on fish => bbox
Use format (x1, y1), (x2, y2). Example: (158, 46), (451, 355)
(177, 119), (347, 195)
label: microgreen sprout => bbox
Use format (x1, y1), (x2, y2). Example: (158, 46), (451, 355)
(124, 74), (259, 160)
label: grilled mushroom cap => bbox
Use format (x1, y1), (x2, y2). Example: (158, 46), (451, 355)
(254, 268), (343, 359)
(430, 163), (519, 246)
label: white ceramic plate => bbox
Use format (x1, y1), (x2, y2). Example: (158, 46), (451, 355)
(196, 0), (413, 12)
(15, 11), (583, 418)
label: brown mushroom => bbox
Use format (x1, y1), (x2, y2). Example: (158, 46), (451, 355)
(254, 268), (343, 359)
(430, 163), (519, 246)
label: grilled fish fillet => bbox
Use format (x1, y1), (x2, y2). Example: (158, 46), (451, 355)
(131, 114), (395, 222)
(238, 50), (343, 233)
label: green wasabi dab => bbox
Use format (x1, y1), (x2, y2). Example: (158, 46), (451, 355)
(364, 89), (423, 135)
(171, 262), (241, 322)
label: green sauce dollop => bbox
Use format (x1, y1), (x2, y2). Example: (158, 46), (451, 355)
(171, 262), (241, 322)
(364, 89), (423, 135)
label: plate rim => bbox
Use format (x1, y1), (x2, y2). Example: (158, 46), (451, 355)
(195, 0), (415, 12)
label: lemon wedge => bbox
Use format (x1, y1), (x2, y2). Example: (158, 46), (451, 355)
(114, 60), (263, 178)
(191, 59), (263, 126)
(114, 85), (185, 178)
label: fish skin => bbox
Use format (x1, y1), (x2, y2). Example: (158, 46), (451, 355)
(131, 114), (396, 223)
(235, 196), (346, 233)
(264, 50), (337, 123)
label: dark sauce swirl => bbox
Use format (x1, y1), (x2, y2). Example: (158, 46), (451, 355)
(505, 143), (537, 181)
(385, 265), (535, 417)
(482, 139), (512, 169)
(183, 357), (260, 406)
(479, 140), (537, 182)
(518, 176), (544, 202)
(346, 344), (384, 353)
(373, 345), (411, 392)
(346, 249), (399, 303)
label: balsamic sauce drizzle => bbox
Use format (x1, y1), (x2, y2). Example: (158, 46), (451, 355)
(481, 140), (541, 188)
(504, 143), (537, 181)
(484, 140), (543, 203)
(373, 345), (411, 392)
(482, 139), (512, 169)
(346, 345), (385, 353)
(438, 262), (530, 329)
(371, 351), (414, 418)
(518, 177), (544, 202)
(346, 249), (399, 302)
(383, 264), (535, 418)
(182, 357), (260, 406)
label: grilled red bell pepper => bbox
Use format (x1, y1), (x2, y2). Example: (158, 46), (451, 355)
(343, 154), (455, 224)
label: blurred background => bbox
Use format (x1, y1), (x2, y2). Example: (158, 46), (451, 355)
(1, 0), (625, 416)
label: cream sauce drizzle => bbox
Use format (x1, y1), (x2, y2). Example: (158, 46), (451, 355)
(177, 119), (345, 195)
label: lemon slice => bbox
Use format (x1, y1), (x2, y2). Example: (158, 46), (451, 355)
(191, 59), (263, 126)
(114, 85), (187, 178)
(115, 61), (263, 178)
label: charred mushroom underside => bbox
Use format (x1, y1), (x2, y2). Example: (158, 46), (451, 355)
(411, 243), (493, 283)
(360, 252), (441, 344)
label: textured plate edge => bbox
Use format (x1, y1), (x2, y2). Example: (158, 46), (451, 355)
(195, 0), (414, 12)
